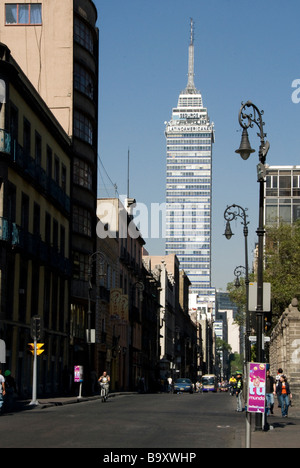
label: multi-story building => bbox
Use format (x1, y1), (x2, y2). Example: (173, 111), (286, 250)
(97, 198), (146, 390)
(165, 19), (215, 307)
(142, 254), (197, 381)
(0, 44), (71, 395)
(0, 0), (99, 373)
(265, 166), (300, 226)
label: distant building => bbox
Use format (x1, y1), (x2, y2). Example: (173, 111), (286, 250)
(165, 19), (215, 306)
(143, 254), (197, 380)
(97, 198), (145, 391)
(265, 166), (300, 226)
(215, 291), (241, 379)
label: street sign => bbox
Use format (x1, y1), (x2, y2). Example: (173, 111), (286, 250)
(86, 329), (95, 344)
(249, 336), (271, 343)
(247, 363), (267, 414)
(0, 339), (6, 363)
(74, 365), (84, 383)
(248, 283), (271, 312)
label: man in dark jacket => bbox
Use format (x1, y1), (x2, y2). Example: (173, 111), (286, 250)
(266, 369), (276, 416)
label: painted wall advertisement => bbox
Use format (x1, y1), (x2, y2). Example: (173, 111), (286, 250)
(247, 363), (266, 413)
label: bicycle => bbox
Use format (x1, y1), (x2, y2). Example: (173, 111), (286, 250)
(100, 383), (109, 402)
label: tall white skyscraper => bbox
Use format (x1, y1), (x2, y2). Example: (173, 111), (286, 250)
(165, 19), (215, 305)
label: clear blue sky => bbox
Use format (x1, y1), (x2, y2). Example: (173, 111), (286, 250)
(95, 0), (300, 291)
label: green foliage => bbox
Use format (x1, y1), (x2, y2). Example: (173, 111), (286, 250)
(264, 222), (300, 322)
(226, 222), (300, 333)
(216, 338), (232, 353)
(229, 353), (244, 375)
(227, 274), (254, 327)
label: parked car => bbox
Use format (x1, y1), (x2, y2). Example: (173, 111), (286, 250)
(173, 378), (193, 394)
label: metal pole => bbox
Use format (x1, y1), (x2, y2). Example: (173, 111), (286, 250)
(29, 337), (38, 406)
(255, 177), (265, 431)
(235, 101), (270, 433)
(244, 224), (251, 363)
(246, 412), (252, 448)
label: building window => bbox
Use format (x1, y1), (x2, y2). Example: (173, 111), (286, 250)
(61, 165), (67, 193)
(73, 158), (92, 190)
(74, 63), (94, 100)
(5, 4), (42, 25)
(74, 111), (93, 145)
(73, 205), (91, 237)
(72, 252), (89, 281)
(74, 17), (94, 54)
(279, 175), (291, 197)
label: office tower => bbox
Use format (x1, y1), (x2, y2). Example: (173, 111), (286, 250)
(165, 20), (215, 305)
(0, 0), (99, 364)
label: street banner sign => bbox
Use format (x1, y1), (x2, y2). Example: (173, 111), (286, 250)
(248, 283), (271, 312)
(247, 363), (266, 413)
(74, 365), (84, 383)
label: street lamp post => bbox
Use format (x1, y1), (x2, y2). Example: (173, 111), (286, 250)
(224, 204), (250, 361)
(87, 251), (106, 388)
(235, 101), (270, 431)
(234, 265), (246, 289)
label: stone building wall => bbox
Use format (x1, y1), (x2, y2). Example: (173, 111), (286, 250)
(270, 298), (300, 402)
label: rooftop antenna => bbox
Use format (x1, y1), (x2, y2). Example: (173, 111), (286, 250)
(126, 148), (136, 212)
(186, 18), (196, 93)
(127, 147), (130, 199)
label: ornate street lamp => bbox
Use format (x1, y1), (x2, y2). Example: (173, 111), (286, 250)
(87, 251), (107, 384)
(235, 101), (270, 431)
(234, 265), (246, 289)
(224, 204), (250, 361)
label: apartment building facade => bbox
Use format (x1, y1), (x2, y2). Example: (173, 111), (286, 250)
(0, 0), (99, 373)
(0, 44), (71, 395)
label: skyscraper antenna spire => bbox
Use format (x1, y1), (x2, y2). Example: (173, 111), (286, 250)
(186, 18), (196, 93)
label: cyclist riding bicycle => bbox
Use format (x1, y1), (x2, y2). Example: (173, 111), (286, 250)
(98, 371), (110, 402)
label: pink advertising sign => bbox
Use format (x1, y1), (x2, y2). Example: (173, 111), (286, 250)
(74, 365), (83, 383)
(247, 363), (266, 413)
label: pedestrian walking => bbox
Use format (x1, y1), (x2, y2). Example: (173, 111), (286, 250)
(0, 369), (6, 414)
(235, 373), (243, 412)
(275, 368), (283, 408)
(167, 376), (173, 393)
(265, 369), (276, 416)
(229, 375), (237, 396)
(277, 375), (292, 418)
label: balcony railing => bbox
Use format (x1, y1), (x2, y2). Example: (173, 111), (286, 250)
(0, 217), (71, 276)
(0, 131), (70, 214)
(0, 129), (11, 154)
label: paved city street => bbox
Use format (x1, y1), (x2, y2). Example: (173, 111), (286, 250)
(0, 392), (245, 449)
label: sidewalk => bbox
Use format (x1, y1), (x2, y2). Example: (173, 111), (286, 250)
(14, 391), (136, 411)
(242, 404), (300, 448)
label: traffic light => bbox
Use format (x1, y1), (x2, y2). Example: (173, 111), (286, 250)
(28, 343), (45, 356)
(30, 315), (44, 341)
(264, 310), (272, 333)
(36, 343), (45, 355)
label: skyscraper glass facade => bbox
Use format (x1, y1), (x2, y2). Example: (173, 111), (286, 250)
(165, 22), (214, 302)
